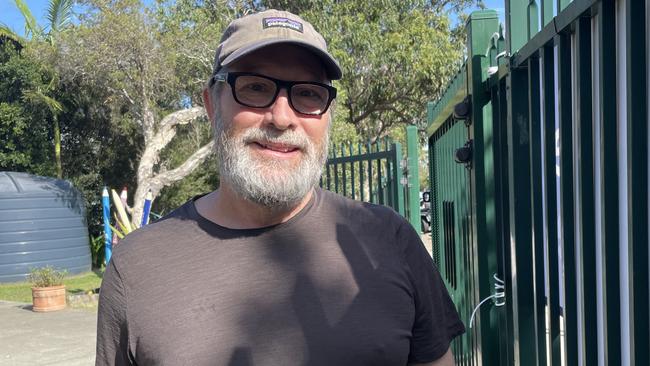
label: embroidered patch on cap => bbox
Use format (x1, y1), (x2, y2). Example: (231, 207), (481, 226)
(262, 17), (303, 33)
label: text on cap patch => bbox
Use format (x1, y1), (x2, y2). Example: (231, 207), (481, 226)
(262, 17), (304, 33)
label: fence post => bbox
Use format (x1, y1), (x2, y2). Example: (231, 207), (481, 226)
(466, 10), (502, 366)
(406, 126), (421, 233)
(392, 141), (405, 217)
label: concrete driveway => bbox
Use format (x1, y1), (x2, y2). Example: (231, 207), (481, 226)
(0, 301), (96, 366)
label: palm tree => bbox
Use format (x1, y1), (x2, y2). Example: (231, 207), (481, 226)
(0, 0), (73, 179)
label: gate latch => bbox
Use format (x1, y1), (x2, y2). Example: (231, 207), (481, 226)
(454, 140), (473, 168)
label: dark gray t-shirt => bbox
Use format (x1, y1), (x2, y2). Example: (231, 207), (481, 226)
(96, 188), (464, 366)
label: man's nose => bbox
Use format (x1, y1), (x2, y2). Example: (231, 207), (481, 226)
(265, 89), (296, 130)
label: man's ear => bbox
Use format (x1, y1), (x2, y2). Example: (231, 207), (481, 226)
(202, 87), (216, 128)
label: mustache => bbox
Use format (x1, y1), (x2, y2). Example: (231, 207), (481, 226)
(239, 127), (310, 150)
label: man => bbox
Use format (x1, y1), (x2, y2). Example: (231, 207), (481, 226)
(96, 9), (464, 366)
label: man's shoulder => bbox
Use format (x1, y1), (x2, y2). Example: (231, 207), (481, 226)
(316, 188), (406, 227)
(110, 199), (198, 259)
(318, 187), (397, 211)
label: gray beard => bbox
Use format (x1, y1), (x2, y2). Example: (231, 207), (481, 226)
(214, 117), (329, 210)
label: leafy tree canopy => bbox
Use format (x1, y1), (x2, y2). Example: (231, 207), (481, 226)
(0, 40), (55, 176)
(4, 0), (477, 240)
(265, 0), (470, 141)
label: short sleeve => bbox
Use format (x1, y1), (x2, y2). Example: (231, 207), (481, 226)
(96, 258), (133, 366)
(397, 221), (465, 363)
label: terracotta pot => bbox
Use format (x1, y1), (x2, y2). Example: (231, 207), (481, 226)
(31, 285), (66, 312)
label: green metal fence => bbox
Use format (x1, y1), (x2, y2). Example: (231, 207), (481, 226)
(428, 115), (479, 364)
(321, 126), (421, 232)
(427, 1), (648, 365)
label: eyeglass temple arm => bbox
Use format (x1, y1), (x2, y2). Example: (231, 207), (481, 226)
(209, 73), (227, 87)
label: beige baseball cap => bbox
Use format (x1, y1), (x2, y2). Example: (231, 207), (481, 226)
(213, 9), (342, 80)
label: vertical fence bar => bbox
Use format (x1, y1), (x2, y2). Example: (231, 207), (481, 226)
(453, 125), (460, 293)
(493, 77), (511, 366)
(367, 141), (374, 204)
(376, 141), (384, 205)
(349, 143), (356, 200)
(333, 146), (339, 194)
(386, 138), (394, 209)
(541, 43), (561, 366)
(591, 13), (606, 364)
(326, 147), (332, 190)
(528, 0), (540, 40)
(506, 66), (537, 366)
(386, 140), (394, 209)
(341, 144), (347, 197)
(542, 0), (554, 26)
(557, 30), (578, 366)
(358, 143), (364, 202)
(558, 0), (571, 12)
(597, 0), (621, 362)
(615, 0), (631, 362)
(406, 126), (420, 232)
(431, 135), (437, 262)
(506, 0), (529, 54)
(430, 134), (440, 267)
(625, 0), (649, 363)
(441, 126), (454, 283)
(528, 55), (547, 366)
(393, 142), (405, 217)
(574, 15), (597, 365)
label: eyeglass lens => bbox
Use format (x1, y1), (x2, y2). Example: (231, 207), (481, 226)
(233, 75), (330, 115)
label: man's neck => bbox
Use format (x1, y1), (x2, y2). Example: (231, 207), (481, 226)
(194, 183), (314, 229)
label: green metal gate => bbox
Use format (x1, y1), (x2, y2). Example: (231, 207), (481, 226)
(428, 115), (479, 365)
(321, 126), (422, 232)
(428, 1), (648, 365)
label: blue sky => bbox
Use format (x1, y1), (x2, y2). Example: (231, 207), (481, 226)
(0, 0), (89, 36)
(1, 0), (505, 37)
(1, 0), (49, 36)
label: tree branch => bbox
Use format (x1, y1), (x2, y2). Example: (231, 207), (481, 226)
(136, 107), (207, 188)
(158, 106), (206, 131)
(151, 140), (215, 188)
(131, 140), (215, 227)
(350, 103), (395, 125)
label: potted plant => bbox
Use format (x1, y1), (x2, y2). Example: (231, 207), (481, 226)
(28, 266), (68, 312)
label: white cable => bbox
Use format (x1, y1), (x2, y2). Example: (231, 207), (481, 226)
(495, 51), (509, 60)
(469, 274), (505, 329)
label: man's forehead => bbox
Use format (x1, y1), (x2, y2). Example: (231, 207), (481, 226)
(227, 44), (328, 81)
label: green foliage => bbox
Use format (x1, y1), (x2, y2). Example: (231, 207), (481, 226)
(54, 0), (219, 229)
(2, 0), (75, 179)
(3, 0), (476, 239)
(13, 0), (41, 39)
(89, 235), (105, 269)
(0, 41), (55, 175)
(57, 78), (140, 239)
(154, 155), (219, 214)
(28, 266), (67, 288)
(155, 119), (219, 212)
(150, 0), (472, 141)
(3, 0), (74, 44)
(46, 0), (74, 34)
(263, 0), (470, 140)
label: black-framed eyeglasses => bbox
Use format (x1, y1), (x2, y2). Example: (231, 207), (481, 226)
(211, 72), (337, 116)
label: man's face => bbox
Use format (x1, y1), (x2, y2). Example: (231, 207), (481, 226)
(210, 44), (332, 208)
